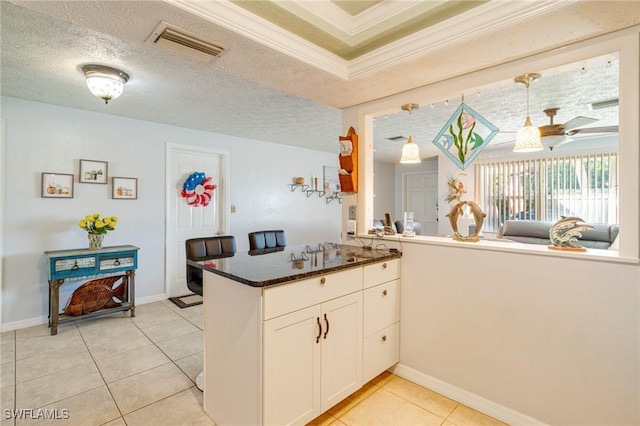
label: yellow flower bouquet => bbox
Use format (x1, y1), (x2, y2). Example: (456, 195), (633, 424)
(78, 213), (118, 235)
(79, 213), (117, 250)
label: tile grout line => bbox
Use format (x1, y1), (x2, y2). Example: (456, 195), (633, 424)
(76, 319), (127, 425)
(11, 322), (108, 419)
(119, 305), (210, 423)
(88, 307), (201, 424)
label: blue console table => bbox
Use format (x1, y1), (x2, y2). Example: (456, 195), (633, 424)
(44, 245), (139, 335)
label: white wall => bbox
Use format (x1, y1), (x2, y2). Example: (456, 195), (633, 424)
(373, 161), (395, 221)
(398, 241), (638, 425)
(0, 97), (341, 329)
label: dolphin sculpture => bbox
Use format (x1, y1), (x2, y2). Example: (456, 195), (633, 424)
(549, 216), (594, 248)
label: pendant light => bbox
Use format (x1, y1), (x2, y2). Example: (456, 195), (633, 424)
(400, 103), (421, 164)
(513, 73), (543, 152)
(82, 64), (130, 104)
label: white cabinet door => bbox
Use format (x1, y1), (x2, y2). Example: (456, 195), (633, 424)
(263, 305), (322, 426)
(263, 292), (363, 425)
(320, 292), (363, 412)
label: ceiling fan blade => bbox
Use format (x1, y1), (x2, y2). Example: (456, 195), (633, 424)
(562, 116), (598, 130)
(568, 125), (618, 135)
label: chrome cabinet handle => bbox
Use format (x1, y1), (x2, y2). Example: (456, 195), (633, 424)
(382, 289), (388, 296)
(323, 313), (330, 339)
(320, 277), (326, 285)
(316, 317), (322, 343)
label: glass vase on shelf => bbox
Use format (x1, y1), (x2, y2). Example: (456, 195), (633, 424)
(88, 233), (104, 250)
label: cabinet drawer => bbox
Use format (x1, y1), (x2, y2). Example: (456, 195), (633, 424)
(363, 259), (400, 289)
(363, 322), (400, 384)
(363, 280), (400, 337)
(263, 267), (362, 320)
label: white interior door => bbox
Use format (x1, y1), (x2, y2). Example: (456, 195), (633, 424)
(166, 143), (228, 297)
(404, 172), (438, 236)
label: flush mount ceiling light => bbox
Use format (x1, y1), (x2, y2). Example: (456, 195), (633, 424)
(400, 103), (421, 164)
(82, 65), (130, 104)
(513, 73), (543, 153)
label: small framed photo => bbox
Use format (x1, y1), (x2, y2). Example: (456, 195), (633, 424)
(42, 173), (74, 198)
(79, 159), (108, 184)
(112, 177), (138, 199)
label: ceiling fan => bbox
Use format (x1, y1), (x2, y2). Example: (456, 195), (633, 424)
(539, 107), (618, 150)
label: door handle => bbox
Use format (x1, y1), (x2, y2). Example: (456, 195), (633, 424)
(316, 317), (322, 343)
(323, 313), (330, 339)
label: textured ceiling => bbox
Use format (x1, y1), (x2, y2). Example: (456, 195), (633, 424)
(374, 54), (620, 163)
(1, 1), (638, 163)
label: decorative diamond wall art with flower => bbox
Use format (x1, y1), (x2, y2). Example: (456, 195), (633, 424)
(432, 102), (499, 170)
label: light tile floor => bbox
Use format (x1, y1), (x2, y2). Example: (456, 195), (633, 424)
(0, 300), (507, 426)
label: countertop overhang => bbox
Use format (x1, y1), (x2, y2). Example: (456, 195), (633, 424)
(187, 242), (401, 287)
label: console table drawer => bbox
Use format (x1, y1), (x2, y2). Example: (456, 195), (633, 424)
(363, 259), (400, 289)
(263, 267), (362, 320)
(363, 322), (400, 384)
(46, 246), (138, 281)
(363, 279), (400, 337)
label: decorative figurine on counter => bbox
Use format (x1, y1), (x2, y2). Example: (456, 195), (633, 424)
(548, 216), (594, 251)
(446, 200), (486, 242)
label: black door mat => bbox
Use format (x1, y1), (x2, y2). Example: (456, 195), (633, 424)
(168, 294), (203, 309)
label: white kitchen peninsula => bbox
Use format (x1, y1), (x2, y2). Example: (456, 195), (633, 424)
(188, 243), (401, 426)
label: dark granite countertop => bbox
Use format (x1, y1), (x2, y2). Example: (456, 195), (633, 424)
(187, 242), (401, 288)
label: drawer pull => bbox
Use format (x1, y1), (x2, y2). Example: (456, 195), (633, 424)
(382, 335), (387, 342)
(382, 289), (388, 296)
(114, 258), (121, 266)
(71, 261), (79, 271)
(382, 263), (387, 269)
(320, 277), (326, 285)
(316, 317), (322, 343)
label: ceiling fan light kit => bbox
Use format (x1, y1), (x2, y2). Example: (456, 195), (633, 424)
(82, 64), (130, 104)
(400, 103), (421, 164)
(513, 73), (543, 153)
(542, 134), (573, 150)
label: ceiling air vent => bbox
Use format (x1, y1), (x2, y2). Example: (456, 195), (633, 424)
(148, 23), (224, 62)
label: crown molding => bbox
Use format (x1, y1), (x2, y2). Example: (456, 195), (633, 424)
(348, 0), (576, 78)
(290, 0), (431, 37)
(164, 0), (575, 80)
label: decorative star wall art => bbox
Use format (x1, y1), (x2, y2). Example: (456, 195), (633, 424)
(432, 102), (499, 170)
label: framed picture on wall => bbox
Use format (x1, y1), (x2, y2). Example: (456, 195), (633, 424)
(112, 177), (137, 199)
(41, 172), (74, 198)
(79, 159), (108, 184)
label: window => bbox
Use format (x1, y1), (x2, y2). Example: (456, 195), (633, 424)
(475, 152), (618, 232)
